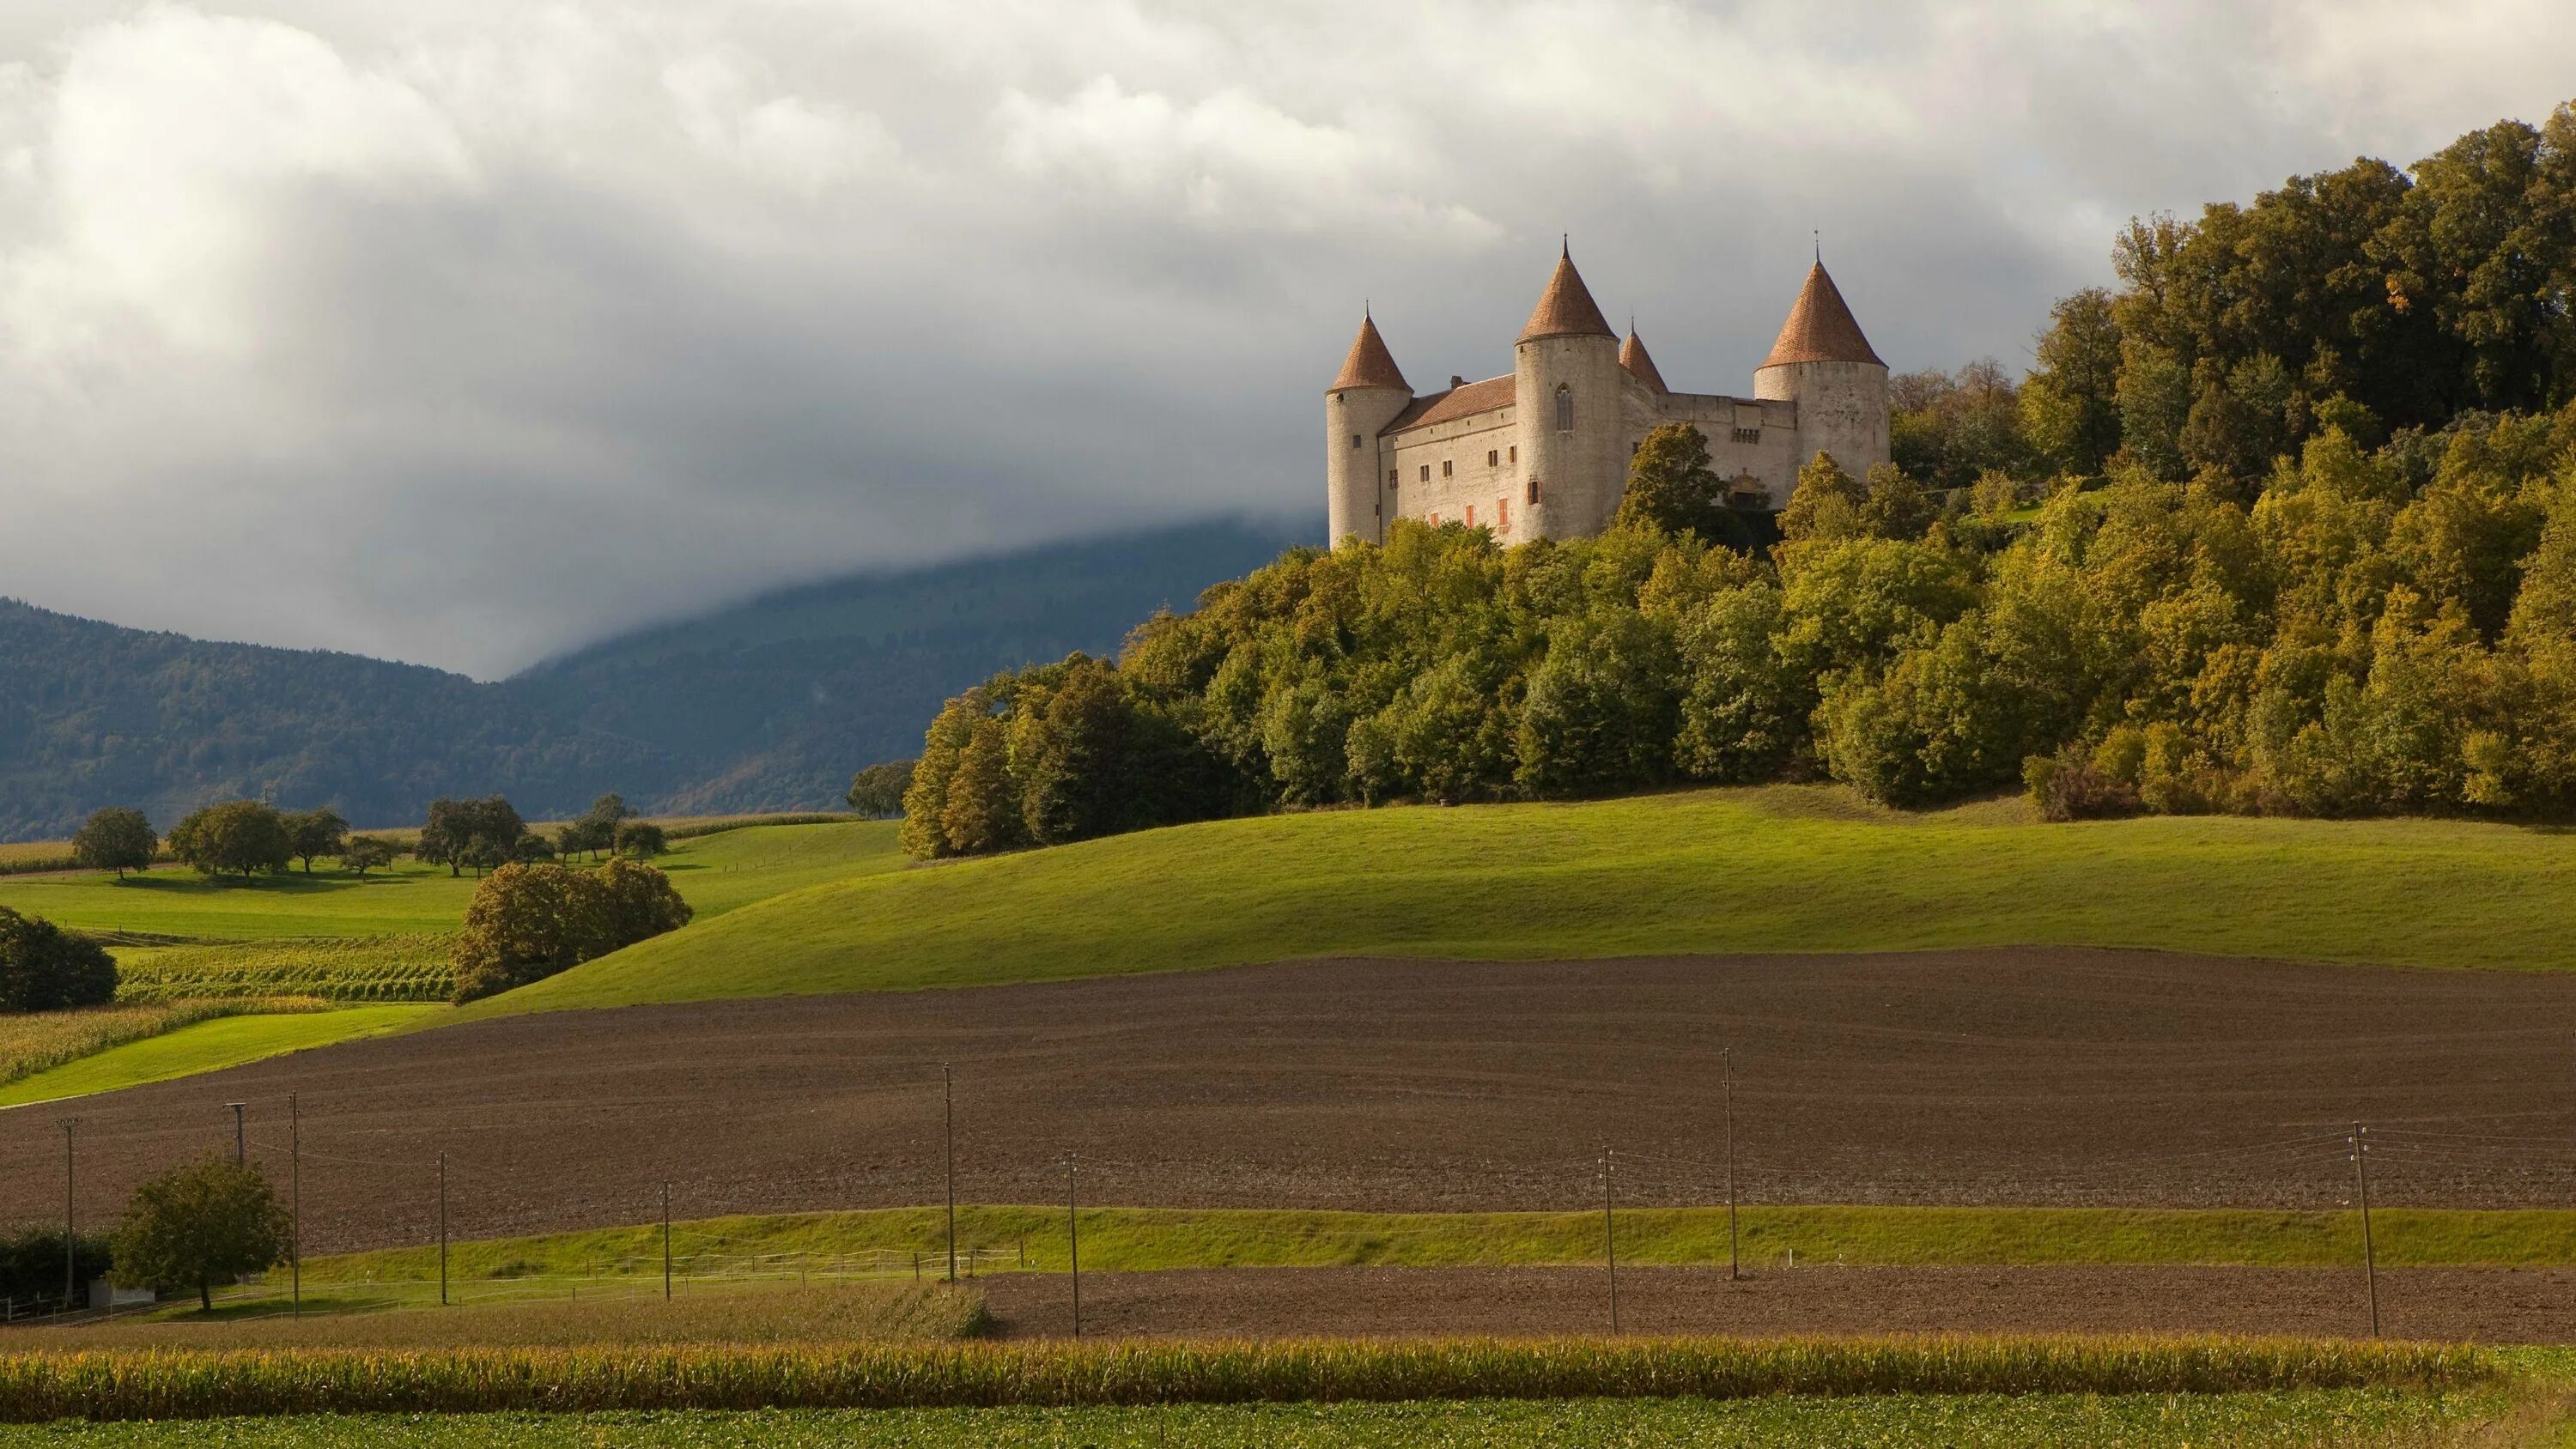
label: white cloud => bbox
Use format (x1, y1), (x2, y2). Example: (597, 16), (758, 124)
(0, 0), (2567, 676)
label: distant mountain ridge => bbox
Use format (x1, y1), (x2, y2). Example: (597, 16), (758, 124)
(0, 517), (1304, 840)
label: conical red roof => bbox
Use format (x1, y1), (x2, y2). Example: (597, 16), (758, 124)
(1517, 246), (1616, 344)
(1759, 263), (1882, 368)
(1619, 329), (1668, 392)
(1329, 312), (1410, 391)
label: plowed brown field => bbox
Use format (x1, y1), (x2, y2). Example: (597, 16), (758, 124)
(3, 949), (2569, 1257)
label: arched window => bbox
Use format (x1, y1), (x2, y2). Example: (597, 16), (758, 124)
(1554, 385), (1573, 432)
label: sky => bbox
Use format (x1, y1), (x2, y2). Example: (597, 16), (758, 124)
(1, 1), (2571, 678)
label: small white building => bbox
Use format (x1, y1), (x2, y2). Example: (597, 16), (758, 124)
(1325, 246), (1891, 544)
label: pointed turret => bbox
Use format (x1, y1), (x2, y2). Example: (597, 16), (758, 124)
(1619, 327), (1668, 393)
(1760, 262), (1882, 367)
(1517, 241), (1616, 344)
(1330, 311), (1411, 392)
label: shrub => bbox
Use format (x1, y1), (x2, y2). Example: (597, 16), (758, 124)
(613, 821), (668, 858)
(451, 860), (693, 1003)
(847, 761), (915, 818)
(108, 1155), (291, 1313)
(70, 807), (156, 880)
(0, 1228), (111, 1310)
(0, 906), (117, 1012)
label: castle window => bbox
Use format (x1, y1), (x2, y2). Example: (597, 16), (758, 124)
(1442, 460), (1454, 478)
(1527, 478), (1541, 506)
(1388, 470), (1398, 485)
(1351, 433), (1362, 450)
(1429, 512), (1440, 525)
(1509, 446), (1517, 464)
(1498, 498), (1510, 530)
(1631, 440), (1640, 454)
(1486, 449), (1498, 467)
(1554, 385), (1573, 432)
(1733, 427), (1760, 445)
(1466, 504), (1476, 527)
(1419, 464), (1431, 482)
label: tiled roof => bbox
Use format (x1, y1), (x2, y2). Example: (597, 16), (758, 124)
(1759, 262), (1883, 368)
(1329, 312), (1411, 391)
(1619, 329), (1668, 392)
(1516, 247), (1616, 343)
(1381, 374), (1516, 435)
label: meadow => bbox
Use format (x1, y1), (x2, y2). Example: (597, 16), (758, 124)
(472, 785), (2576, 1016)
(268, 1204), (2576, 1292)
(0, 822), (901, 1098)
(0, 1391), (2509, 1447)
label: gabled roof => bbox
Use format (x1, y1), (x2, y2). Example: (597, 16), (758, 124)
(1329, 312), (1411, 391)
(1516, 245), (1616, 344)
(1619, 329), (1668, 392)
(1759, 262), (1883, 368)
(1381, 374), (1516, 435)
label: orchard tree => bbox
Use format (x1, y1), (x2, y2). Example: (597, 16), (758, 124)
(416, 797), (526, 877)
(70, 808), (156, 880)
(612, 820), (667, 858)
(108, 1156), (291, 1313)
(0, 906), (117, 1012)
(282, 809), (348, 874)
(341, 836), (397, 876)
(166, 801), (292, 880)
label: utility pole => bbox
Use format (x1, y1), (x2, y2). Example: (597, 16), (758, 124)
(1724, 1047), (1740, 1282)
(2351, 1123), (2379, 1337)
(1601, 1143), (1619, 1334)
(662, 1182), (673, 1300)
(943, 1064), (958, 1285)
(438, 1151), (449, 1308)
(225, 1101), (246, 1164)
(289, 1094), (301, 1318)
(1066, 1152), (1081, 1340)
(59, 1119), (76, 1312)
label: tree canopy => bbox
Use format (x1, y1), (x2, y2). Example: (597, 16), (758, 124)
(70, 807), (156, 879)
(166, 801), (292, 879)
(107, 1155), (290, 1313)
(450, 858), (693, 1003)
(0, 906), (116, 1012)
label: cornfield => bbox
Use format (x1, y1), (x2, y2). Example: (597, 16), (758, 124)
(0, 1000), (321, 1087)
(114, 936), (455, 1003)
(0, 1336), (2494, 1422)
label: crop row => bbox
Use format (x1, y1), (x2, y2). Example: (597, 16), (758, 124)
(115, 937), (456, 1003)
(0, 1000), (319, 1087)
(0, 1337), (2494, 1422)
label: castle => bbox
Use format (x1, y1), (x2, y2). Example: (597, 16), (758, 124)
(1325, 246), (1890, 545)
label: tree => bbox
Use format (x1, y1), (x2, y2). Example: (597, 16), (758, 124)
(1777, 452), (1870, 543)
(846, 761), (915, 818)
(281, 808), (348, 874)
(1613, 424), (1735, 539)
(107, 1155), (290, 1313)
(449, 858), (691, 1003)
(562, 793), (635, 861)
(341, 835), (398, 876)
(416, 797), (526, 877)
(592, 857), (694, 952)
(613, 820), (668, 858)
(2019, 288), (2124, 476)
(166, 801), (292, 880)
(0, 906), (118, 1012)
(940, 716), (1023, 855)
(71, 807), (156, 880)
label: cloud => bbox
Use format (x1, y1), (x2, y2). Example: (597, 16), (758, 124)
(0, 0), (2568, 676)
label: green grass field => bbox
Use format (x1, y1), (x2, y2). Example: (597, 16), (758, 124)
(468, 785), (2576, 1016)
(0, 821), (902, 944)
(0, 1392), (2506, 1446)
(271, 1204), (2576, 1293)
(0, 1004), (436, 1106)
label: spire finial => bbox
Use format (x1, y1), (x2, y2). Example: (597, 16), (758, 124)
(1814, 229), (1820, 265)
(1364, 298), (1370, 318)
(1561, 233), (1569, 259)
(1627, 311), (1636, 335)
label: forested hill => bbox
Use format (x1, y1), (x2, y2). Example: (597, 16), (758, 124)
(0, 518), (1300, 840)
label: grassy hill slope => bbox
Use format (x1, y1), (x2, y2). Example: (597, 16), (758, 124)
(473, 786), (2576, 1016)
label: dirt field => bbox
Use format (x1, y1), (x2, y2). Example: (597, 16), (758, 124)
(981, 1264), (2576, 1343)
(2, 949), (2571, 1255)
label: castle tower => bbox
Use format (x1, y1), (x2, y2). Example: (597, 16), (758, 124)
(1513, 243), (1623, 537)
(1753, 260), (1889, 493)
(1324, 312), (1413, 544)
(1619, 325), (1668, 393)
